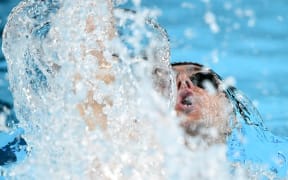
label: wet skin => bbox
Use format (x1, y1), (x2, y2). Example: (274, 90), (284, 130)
(172, 64), (221, 124)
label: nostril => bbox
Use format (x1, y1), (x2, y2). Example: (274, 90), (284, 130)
(185, 80), (190, 88)
(177, 80), (190, 89)
(177, 81), (181, 89)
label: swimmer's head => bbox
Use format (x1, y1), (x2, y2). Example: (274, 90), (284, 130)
(171, 62), (233, 142)
(152, 61), (233, 134)
(171, 62), (222, 120)
(172, 62), (221, 93)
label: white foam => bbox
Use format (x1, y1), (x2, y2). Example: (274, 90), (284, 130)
(1, 0), (249, 179)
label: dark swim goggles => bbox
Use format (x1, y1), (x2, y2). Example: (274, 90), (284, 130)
(172, 62), (221, 91)
(187, 71), (220, 90)
(153, 62), (221, 94)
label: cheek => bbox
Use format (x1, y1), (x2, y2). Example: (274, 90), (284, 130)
(192, 92), (211, 108)
(186, 108), (202, 121)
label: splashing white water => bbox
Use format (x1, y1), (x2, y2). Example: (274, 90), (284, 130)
(1, 0), (250, 179)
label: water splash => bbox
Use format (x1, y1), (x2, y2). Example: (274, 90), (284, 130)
(2, 0), (175, 179)
(225, 86), (288, 178)
(2, 0), (287, 179)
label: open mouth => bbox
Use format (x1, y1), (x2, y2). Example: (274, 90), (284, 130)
(181, 95), (193, 106)
(175, 90), (195, 113)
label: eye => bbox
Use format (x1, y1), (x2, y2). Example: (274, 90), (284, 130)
(190, 72), (218, 90)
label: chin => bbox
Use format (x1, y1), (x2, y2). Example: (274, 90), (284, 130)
(177, 109), (229, 147)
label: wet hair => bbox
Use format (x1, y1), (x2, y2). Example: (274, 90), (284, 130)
(171, 62), (203, 68)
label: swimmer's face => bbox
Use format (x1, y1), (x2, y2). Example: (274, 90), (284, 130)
(172, 63), (221, 122)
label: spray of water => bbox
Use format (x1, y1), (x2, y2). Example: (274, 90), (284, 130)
(3, 0), (280, 179)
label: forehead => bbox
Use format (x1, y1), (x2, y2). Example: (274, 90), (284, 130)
(172, 64), (204, 73)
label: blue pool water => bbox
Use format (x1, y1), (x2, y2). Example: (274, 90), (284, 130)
(142, 0), (288, 136)
(0, 0), (288, 178)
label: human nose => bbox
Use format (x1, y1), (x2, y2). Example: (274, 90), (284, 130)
(176, 72), (193, 90)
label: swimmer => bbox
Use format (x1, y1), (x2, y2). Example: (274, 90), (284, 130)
(2, 0), (233, 145)
(4, 1), (287, 179)
(153, 61), (234, 144)
(171, 62), (234, 144)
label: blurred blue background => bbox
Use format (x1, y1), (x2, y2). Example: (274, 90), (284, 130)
(141, 0), (288, 136)
(0, 0), (287, 147)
